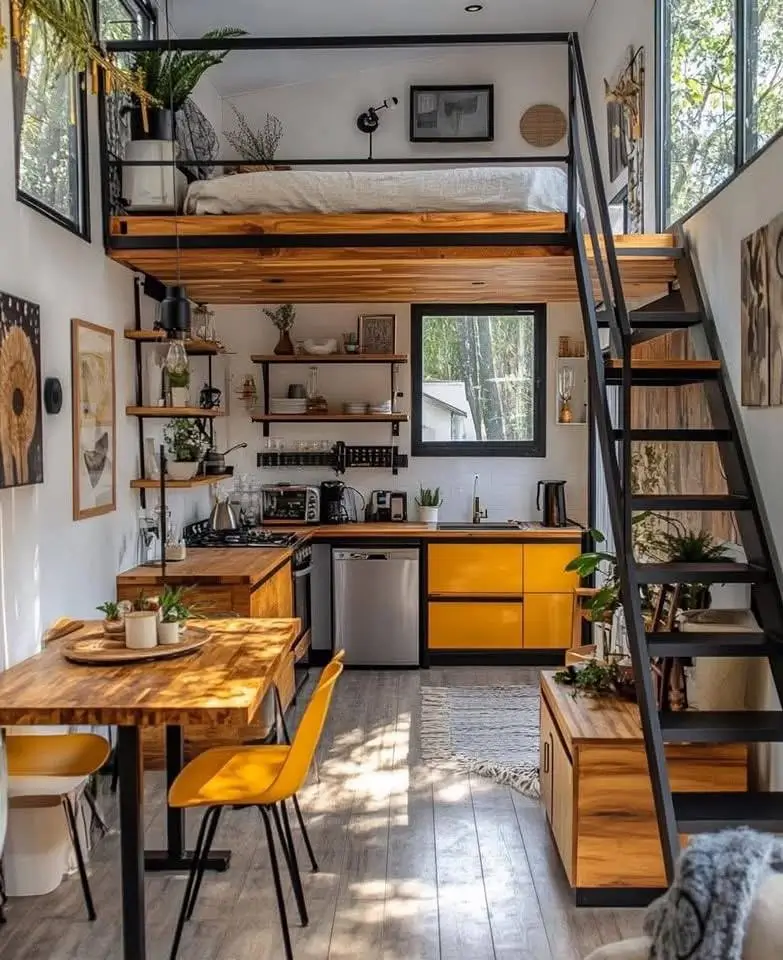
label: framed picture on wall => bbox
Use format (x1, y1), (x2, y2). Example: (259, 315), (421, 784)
(0, 292), (43, 489)
(71, 318), (116, 520)
(358, 314), (397, 355)
(410, 85), (494, 142)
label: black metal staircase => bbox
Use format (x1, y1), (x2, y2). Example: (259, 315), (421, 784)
(567, 34), (783, 880)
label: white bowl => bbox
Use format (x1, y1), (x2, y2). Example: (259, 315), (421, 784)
(303, 338), (338, 355)
(167, 461), (200, 481)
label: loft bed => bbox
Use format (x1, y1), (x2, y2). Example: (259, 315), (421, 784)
(101, 31), (678, 306)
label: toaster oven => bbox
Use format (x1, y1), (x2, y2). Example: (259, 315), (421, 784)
(261, 484), (321, 524)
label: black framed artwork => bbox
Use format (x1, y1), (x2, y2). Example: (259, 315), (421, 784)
(0, 292), (43, 489)
(410, 85), (494, 142)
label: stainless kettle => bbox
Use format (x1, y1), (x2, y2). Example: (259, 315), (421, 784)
(209, 492), (239, 531)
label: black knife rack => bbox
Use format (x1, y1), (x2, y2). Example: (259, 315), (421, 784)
(258, 442), (408, 475)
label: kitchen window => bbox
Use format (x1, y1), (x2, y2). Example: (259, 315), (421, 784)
(12, 16), (89, 238)
(411, 304), (546, 458)
(658, 0), (783, 227)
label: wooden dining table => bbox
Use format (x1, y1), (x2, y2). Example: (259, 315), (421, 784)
(0, 617), (299, 960)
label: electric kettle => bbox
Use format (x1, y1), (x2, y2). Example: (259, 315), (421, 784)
(536, 480), (568, 527)
(209, 492), (239, 531)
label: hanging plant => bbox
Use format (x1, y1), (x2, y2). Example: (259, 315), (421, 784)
(8, 0), (155, 105)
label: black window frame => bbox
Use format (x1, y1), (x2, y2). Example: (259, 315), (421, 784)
(11, 44), (91, 242)
(411, 303), (547, 459)
(657, 0), (783, 229)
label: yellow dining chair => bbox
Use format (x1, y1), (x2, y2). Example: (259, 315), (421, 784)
(6, 732), (111, 920)
(167, 655), (344, 960)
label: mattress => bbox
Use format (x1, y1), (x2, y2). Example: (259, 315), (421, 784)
(183, 166), (569, 216)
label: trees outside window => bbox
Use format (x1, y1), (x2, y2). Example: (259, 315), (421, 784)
(411, 305), (546, 458)
(660, 0), (783, 226)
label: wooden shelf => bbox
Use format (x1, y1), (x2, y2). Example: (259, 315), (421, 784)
(251, 353), (408, 364)
(251, 412), (408, 424)
(124, 330), (225, 356)
(130, 473), (232, 490)
(126, 406), (224, 418)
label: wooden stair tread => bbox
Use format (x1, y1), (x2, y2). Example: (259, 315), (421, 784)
(635, 562), (766, 584)
(647, 632), (771, 658)
(605, 359), (721, 370)
(673, 792), (783, 832)
(615, 428), (733, 442)
(660, 710), (783, 743)
(631, 494), (750, 511)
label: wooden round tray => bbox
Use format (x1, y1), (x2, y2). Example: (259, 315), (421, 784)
(63, 626), (211, 665)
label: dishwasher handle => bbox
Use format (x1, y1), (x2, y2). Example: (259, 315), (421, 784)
(343, 552), (391, 561)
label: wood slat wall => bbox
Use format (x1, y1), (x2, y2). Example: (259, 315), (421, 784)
(631, 332), (735, 543)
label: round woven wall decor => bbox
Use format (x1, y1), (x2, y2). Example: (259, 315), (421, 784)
(520, 104), (567, 147)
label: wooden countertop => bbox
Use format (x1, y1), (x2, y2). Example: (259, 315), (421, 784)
(116, 547), (294, 588)
(278, 522), (583, 541)
(0, 618), (298, 727)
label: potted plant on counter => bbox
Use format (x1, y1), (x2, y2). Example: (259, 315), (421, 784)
(163, 418), (207, 481)
(96, 600), (126, 638)
(416, 487), (443, 524)
(158, 586), (194, 645)
(264, 304), (296, 355)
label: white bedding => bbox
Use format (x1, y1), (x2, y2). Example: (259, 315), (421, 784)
(183, 166), (569, 216)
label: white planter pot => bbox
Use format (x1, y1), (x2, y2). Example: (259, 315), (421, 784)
(158, 621), (183, 646)
(167, 460), (200, 481)
(124, 612), (158, 650)
(170, 387), (190, 407)
(123, 139), (187, 212)
(418, 505), (439, 524)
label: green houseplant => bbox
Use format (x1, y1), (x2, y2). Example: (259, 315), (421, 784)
(416, 487), (443, 524)
(647, 521), (730, 609)
(157, 585), (195, 645)
(163, 418), (207, 481)
(264, 304), (296, 355)
(96, 599), (125, 637)
(128, 27), (246, 139)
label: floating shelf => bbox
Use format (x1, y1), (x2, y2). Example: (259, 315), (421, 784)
(124, 330), (225, 356)
(250, 412), (408, 424)
(130, 473), (232, 490)
(126, 406), (224, 418)
(251, 353), (408, 364)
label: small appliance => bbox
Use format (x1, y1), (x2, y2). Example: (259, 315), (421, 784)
(320, 480), (348, 524)
(536, 480), (568, 528)
(261, 484), (321, 524)
(367, 490), (408, 522)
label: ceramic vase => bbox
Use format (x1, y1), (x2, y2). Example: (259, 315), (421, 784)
(274, 330), (295, 355)
(419, 506), (439, 524)
(170, 387), (189, 407)
(158, 621), (183, 646)
(124, 612), (158, 650)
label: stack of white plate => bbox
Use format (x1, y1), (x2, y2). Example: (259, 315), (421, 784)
(368, 401), (392, 415)
(270, 397), (308, 415)
(343, 401), (368, 415)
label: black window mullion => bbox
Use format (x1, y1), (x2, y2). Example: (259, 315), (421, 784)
(736, 0), (748, 167)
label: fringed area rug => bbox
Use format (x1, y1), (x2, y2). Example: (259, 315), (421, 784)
(420, 685), (540, 798)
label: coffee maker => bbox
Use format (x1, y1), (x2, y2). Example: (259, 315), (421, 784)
(367, 490), (408, 522)
(320, 480), (348, 524)
(536, 480), (568, 527)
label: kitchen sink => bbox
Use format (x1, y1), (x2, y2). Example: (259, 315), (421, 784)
(436, 522), (523, 530)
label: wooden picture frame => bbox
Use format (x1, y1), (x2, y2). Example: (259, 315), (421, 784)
(71, 318), (116, 520)
(409, 84), (494, 142)
(358, 313), (396, 355)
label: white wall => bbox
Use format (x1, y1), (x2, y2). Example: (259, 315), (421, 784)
(208, 303), (588, 525)
(582, 0), (656, 229)
(223, 46), (569, 165)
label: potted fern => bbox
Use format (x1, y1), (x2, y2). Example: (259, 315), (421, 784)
(264, 304), (296, 355)
(416, 487), (443, 524)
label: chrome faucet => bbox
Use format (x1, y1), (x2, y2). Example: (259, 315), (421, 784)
(472, 474), (488, 524)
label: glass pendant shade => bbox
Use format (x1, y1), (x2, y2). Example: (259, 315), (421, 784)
(165, 339), (188, 375)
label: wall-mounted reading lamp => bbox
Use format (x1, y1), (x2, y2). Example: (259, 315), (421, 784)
(356, 96), (399, 159)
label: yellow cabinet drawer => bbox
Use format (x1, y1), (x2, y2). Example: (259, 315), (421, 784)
(428, 601), (523, 649)
(523, 594), (573, 649)
(523, 544), (580, 593)
(428, 544), (524, 596)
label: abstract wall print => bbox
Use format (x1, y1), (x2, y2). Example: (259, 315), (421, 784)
(741, 212), (783, 407)
(605, 46), (645, 231)
(0, 293), (43, 489)
(358, 314), (396, 355)
(71, 318), (116, 520)
(766, 211), (783, 405)
(410, 85), (494, 142)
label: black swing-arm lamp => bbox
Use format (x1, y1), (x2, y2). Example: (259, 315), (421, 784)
(356, 96), (398, 159)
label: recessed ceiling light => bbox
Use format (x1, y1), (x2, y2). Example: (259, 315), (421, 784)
(465, 3), (484, 11)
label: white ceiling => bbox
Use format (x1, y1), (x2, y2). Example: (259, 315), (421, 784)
(162, 0), (596, 95)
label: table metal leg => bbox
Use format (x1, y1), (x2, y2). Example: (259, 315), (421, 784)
(118, 725), (146, 960)
(144, 724), (231, 874)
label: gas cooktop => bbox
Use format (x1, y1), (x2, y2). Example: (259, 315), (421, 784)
(184, 520), (298, 548)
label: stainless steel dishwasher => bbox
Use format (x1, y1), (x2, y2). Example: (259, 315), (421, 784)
(332, 546), (420, 666)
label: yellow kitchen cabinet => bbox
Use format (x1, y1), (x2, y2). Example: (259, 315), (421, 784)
(523, 544), (580, 594)
(428, 544), (524, 596)
(523, 593), (573, 648)
(428, 601), (524, 649)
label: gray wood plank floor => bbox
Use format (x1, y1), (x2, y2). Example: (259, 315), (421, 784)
(0, 667), (643, 959)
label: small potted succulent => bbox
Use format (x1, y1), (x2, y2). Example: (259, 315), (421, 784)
(416, 486), (443, 524)
(97, 600), (126, 638)
(163, 418), (208, 481)
(264, 304), (296, 355)
(168, 362), (191, 407)
(157, 586), (193, 645)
